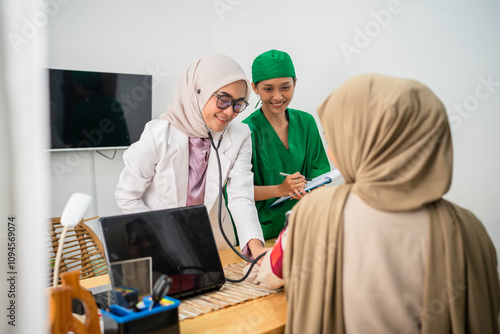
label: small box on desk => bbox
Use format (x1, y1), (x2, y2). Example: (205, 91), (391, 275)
(102, 296), (180, 334)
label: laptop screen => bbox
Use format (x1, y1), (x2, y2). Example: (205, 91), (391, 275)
(99, 205), (225, 298)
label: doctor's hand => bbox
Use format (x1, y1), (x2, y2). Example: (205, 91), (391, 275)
(277, 172), (307, 197)
(248, 239), (271, 266)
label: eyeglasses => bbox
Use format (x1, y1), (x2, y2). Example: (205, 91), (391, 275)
(213, 93), (249, 113)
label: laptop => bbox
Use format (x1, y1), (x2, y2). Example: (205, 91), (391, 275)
(98, 205), (226, 299)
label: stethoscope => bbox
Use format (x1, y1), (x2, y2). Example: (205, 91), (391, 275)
(194, 89), (266, 283)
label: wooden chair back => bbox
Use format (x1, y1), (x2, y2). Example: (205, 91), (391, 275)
(48, 217), (108, 285)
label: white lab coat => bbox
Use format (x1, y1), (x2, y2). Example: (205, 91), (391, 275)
(115, 119), (264, 252)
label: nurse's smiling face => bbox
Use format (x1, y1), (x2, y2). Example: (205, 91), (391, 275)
(252, 77), (296, 116)
(202, 80), (247, 132)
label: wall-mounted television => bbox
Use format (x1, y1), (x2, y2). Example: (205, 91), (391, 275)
(48, 69), (152, 150)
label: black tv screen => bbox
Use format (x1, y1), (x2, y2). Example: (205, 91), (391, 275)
(48, 69), (152, 150)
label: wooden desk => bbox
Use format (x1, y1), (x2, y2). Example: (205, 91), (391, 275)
(81, 242), (287, 334)
(80, 275), (111, 291)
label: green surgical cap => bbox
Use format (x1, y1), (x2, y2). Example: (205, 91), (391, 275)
(252, 49), (296, 84)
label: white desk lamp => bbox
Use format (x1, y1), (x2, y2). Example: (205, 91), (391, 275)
(52, 193), (93, 287)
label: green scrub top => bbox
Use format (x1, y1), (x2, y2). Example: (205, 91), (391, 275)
(242, 108), (330, 239)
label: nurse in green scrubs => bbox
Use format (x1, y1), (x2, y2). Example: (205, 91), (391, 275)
(242, 49), (330, 240)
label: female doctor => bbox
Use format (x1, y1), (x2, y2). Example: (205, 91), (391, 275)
(115, 54), (266, 259)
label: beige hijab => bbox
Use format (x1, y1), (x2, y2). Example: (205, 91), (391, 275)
(160, 53), (251, 138)
(283, 74), (500, 333)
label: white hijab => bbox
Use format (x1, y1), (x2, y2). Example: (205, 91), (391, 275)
(160, 53), (251, 138)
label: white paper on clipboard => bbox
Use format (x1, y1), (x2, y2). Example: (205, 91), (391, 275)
(268, 169), (342, 208)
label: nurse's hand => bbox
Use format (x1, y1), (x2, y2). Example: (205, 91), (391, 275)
(277, 172), (307, 197)
(290, 188), (307, 201)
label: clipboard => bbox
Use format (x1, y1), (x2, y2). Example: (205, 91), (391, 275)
(268, 169), (342, 208)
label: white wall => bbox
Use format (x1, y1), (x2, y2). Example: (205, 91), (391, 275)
(48, 0), (500, 256)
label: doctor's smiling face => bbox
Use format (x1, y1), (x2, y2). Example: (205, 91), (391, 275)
(202, 80), (248, 132)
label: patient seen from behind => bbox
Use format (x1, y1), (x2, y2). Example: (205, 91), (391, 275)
(252, 73), (500, 334)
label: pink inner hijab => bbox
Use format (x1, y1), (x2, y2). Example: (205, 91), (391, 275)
(187, 137), (212, 206)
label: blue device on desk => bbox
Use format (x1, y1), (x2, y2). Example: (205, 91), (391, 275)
(102, 296), (180, 334)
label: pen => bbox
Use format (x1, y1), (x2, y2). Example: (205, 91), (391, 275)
(279, 172), (312, 182)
